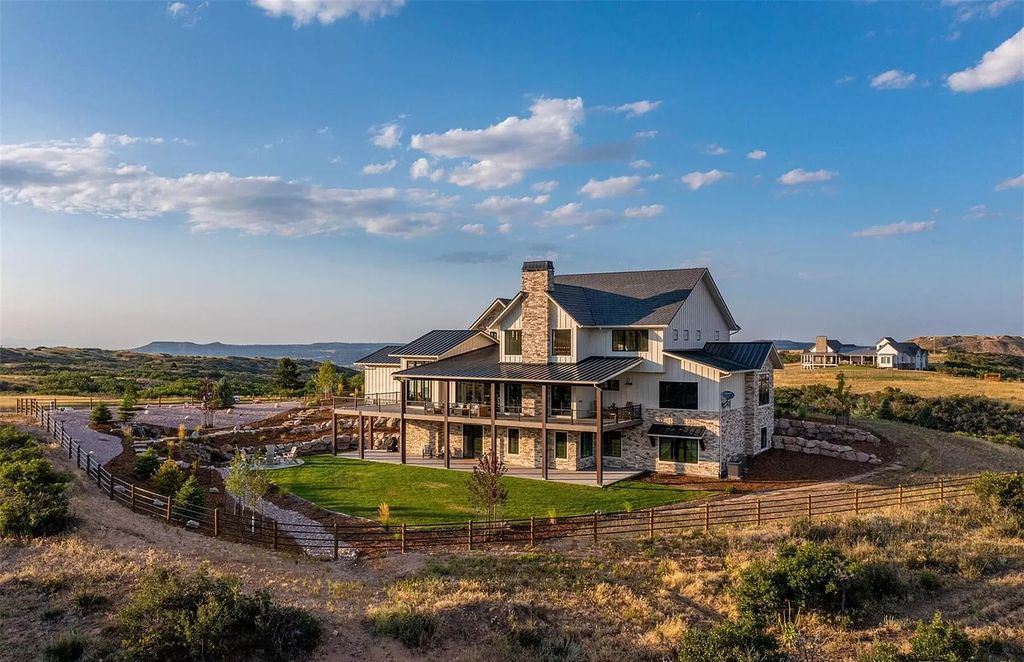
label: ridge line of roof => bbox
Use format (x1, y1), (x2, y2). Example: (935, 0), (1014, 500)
(555, 266), (708, 279)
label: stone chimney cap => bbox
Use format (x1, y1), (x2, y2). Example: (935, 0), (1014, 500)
(522, 260), (553, 272)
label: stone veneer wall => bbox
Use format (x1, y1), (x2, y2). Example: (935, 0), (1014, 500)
(404, 421), (592, 470)
(521, 266), (553, 364)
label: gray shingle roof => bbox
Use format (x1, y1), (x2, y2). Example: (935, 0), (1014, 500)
(353, 345), (403, 365)
(391, 330), (491, 358)
(393, 346), (642, 385)
(647, 424), (707, 438)
(666, 342), (779, 373)
(549, 268), (709, 327)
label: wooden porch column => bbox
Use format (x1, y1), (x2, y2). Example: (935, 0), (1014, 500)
(399, 380), (407, 464)
(443, 380), (450, 469)
(489, 382), (497, 463)
(331, 410), (338, 456)
(358, 415), (364, 459)
(595, 386), (603, 487)
(541, 384), (549, 480)
(368, 416), (375, 451)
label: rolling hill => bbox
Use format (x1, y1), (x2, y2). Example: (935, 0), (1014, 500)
(910, 335), (1024, 357)
(132, 341), (395, 365)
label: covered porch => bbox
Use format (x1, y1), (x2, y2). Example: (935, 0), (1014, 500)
(336, 448), (643, 486)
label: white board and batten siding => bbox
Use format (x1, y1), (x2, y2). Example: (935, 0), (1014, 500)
(615, 355), (728, 412)
(361, 365), (400, 397)
(578, 327), (664, 372)
(549, 300), (579, 363)
(498, 299), (523, 363)
(664, 276), (731, 351)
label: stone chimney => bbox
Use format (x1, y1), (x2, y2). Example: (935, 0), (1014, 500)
(815, 336), (829, 353)
(521, 261), (554, 364)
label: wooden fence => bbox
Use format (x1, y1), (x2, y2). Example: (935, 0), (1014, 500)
(3, 394), (297, 413)
(16, 397), (982, 559)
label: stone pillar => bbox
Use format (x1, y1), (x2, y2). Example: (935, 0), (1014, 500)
(521, 261), (554, 364)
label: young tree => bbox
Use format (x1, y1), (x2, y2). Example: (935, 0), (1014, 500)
(134, 448), (160, 479)
(272, 358), (303, 394)
(224, 451), (270, 530)
(174, 475), (206, 518)
(90, 403), (112, 425)
(314, 361), (338, 401)
(212, 377), (234, 409)
(119, 388), (137, 424)
(153, 459), (186, 496)
(467, 454), (509, 522)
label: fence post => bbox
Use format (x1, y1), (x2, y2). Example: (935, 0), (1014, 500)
(108, 471), (114, 500)
(401, 523), (407, 553)
(273, 521), (278, 551)
(592, 511), (598, 545)
(648, 508), (655, 539)
(213, 508), (219, 537)
(530, 516), (535, 546)
(95, 458), (102, 489)
(939, 479), (945, 502)
(333, 523), (339, 561)
(806, 494), (812, 519)
(131, 485), (136, 513)
(855, 489), (860, 515)
(756, 499), (762, 526)
(704, 502), (710, 533)
(76, 446), (82, 469)
(85, 453), (91, 478)
(165, 496), (172, 522)
(468, 521), (474, 551)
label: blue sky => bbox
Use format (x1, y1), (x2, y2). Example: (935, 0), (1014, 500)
(1, 0), (1022, 349)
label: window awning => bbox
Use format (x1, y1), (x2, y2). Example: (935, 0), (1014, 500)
(647, 424), (706, 439)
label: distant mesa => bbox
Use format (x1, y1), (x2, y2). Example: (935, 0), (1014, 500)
(131, 341), (397, 365)
(758, 335), (1023, 357)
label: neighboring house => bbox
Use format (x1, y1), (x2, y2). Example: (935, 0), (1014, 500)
(339, 261), (782, 484)
(801, 335), (928, 370)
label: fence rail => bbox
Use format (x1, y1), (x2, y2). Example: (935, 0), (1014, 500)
(15, 397), (984, 558)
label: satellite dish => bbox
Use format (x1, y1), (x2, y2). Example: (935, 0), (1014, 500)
(721, 391), (735, 400)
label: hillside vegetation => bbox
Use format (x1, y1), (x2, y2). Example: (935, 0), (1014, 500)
(132, 340), (392, 365)
(0, 346), (353, 397)
(910, 335), (1024, 357)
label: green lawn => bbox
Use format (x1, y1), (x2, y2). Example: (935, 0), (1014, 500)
(270, 455), (705, 525)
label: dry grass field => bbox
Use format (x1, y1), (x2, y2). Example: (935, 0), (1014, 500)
(776, 364), (1024, 405)
(3, 417), (1024, 661)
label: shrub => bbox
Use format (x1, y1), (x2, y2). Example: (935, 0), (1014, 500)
(74, 590), (109, 615)
(972, 472), (1024, 527)
(367, 604), (437, 648)
(0, 445), (72, 537)
(43, 631), (88, 662)
(678, 619), (786, 662)
(735, 542), (897, 621)
(861, 612), (982, 662)
(174, 475), (206, 518)
(212, 377), (235, 409)
(152, 460), (185, 496)
(0, 424), (34, 451)
(117, 567), (321, 661)
(90, 403), (112, 425)
(133, 448), (159, 479)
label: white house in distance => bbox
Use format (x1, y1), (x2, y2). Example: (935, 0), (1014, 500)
(801, 336), (928, 370)
(341, 261), (782, 485)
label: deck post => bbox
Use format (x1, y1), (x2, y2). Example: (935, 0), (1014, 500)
(594, 386), (603, 487)
(541, 384), (548, 480)
(358, 416), (364, 459)
(399, 381), (407, 464)
(368, 416), (375, 451)
(489, 382), (497, 463)
(331, 410), (337, 456)
(443, 380), (450, 469)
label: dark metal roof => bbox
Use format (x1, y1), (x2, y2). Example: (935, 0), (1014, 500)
(666, 342), (780, 373)
(353, 345), (403, 365)
(549, 268), (708, 327)
(391, 330), (492, 358)
(884, 340), (926, 355)
(392, 346), (643, 385)
(647, 424), (706, 438)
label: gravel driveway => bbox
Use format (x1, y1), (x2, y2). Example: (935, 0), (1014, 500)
(47, 409), (124, 465)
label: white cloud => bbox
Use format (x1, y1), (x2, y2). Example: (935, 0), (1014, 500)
(411, 97), (587, 190)
(836, 75), (856, 85)
(996, 173), (1024, 190)
(316, 126), (332, 136)
(360, 160), (397, 175)
(86, 132), (165, 147)
(746, 149), (767, 160)
(963, 204), (992, 220)
(531, 180), (559, 193)
(409, 157), (444, 182)
(474, 195), (548, 216)
(633, 130), (657, 140)
(623, 204), (665, 219)
(948, 28), (1024, 92)
(870, 69), (917, 90)
(646, 173), (662, 181)
(0, 136), (443, 238)
(538, 202), (614, 228)
(777, 168), (837, 185)
(460, 223), (486, 236)
(704, 143), (728, 156)
(579, 175), (641, 199)
(497, 222), (512, 234)
(610, 100), (661, 117)
(630, 159), (652, 169)
(370, 122), (403, 150)
(853, 220), (935, 238)
(167, 1), (206, 25)
(680, 169), (730, 191)
(251, 0), (404, 26)
(329, 155), (344, 164)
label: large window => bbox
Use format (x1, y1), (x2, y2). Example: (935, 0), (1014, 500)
(612, 329), (649, 352)
(504, 329), (522, 356)
(659, 381), (698, 409)
(551, 329), (572, 356)
(602, 430), (622, 457)
(554, 431), (568, 459)
(758, 374), (771, 406)
(406, 360), (432, 402)
(760, 426), (768, 450)
(658, 438), (699, 463)
(507, 428), (520, 455)
(580, 432), (594, 458)
(455, 381), (489, 404)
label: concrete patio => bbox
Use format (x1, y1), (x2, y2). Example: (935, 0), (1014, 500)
(336, 449), (643, 486)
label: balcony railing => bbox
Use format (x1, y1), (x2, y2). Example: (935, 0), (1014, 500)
(334, 392), (402, 413)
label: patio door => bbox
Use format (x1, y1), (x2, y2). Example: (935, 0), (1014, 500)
(550, 385), (572, 416)
(503, 383), (522, 413)
(463, 425), (484, 458)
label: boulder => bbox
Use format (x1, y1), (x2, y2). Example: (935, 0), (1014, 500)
(209, 487), (220, 494)
(186, 520), (200, 529)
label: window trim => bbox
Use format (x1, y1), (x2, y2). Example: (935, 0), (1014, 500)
(602, 430), (622, 457)
(683, 329), (690, 342)
(554, 431), (568, 459)
(579, 432), (594, 458)
(696, 330), (701, 341)
(507, 428), (520, 455)
(504, 329), (522, 356)
(551, 329), (572, 356)
(611, 329), (649, 352)
(760, 426), (768, 450)
(658, 437), (699, 464)
(758, 374), (771, 406)
(658, 381), (699, 410)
